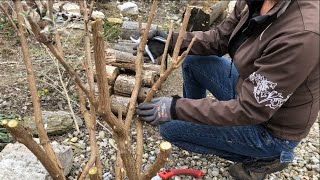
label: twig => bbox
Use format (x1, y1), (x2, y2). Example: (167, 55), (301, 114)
(44, 46), (80, 132)
(160, 21), (173, 76)
(124, 0), (158, 131)
(96, 120), (112, 135)
(115, 106), (125, 180)
(171, 6), (193, 63)
(124, 0), (159, 173)
(88, 0), (95, 20)
(47, 0), (54, 20)
(138, 15), (142, 35)
(25, 12), (97, 109)
(76, 85), (101, 180)
(12, 1), (65, 178)
(0, 2), (18, 33)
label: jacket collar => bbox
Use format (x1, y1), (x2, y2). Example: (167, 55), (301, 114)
(245, 0), (292, 18)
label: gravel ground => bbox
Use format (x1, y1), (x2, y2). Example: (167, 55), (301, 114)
(65, 114), (320, 180)
(64, 68), (320, 180)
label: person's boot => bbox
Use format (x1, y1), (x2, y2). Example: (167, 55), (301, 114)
(229, 159), (289, 180)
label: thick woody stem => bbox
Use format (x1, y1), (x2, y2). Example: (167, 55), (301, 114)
(160, 21), (173, 76)
(55, 32), (64, 57)
(13, 1), (65, 179)
(142, 142), (172, 180)
(80, 0), (95, 95)
(92, 18), (139, 179)
(120, 0), (158, 173)
(89, 167), (99, 180)
(76, 86), (98, 180)
(140, 7), (195, 178)
(48, 0), (54, 20)
(171, 6), (192, 63)
(4, 120), (64, 180)
(115, 107), (125, 180)
(92, 19), (110, 113)
(124, 0), (158, 131)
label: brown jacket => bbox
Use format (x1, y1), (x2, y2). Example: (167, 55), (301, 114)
(171, 0), (319, 141)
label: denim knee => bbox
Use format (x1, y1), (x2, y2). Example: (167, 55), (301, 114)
(182, 55), (196, 71)
(182, 55), (225, 71)
(159, 121), (176, 142)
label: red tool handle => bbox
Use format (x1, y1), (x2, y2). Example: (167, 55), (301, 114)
(158, 169), (204, 179)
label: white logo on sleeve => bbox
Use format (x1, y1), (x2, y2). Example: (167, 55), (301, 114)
(249, 72), (292, 109)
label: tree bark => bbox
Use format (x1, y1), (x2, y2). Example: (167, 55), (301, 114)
(92, 18), (139, 180)
(13, 1), (65, 179)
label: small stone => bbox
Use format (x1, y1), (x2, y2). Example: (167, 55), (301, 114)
(211, 167), (219, 177)
(86, 147), (91, 152)
(143, 153), (148, 159)
(110, 155), (116, 161)
(70, 137), (78, 143)
(103, 172), (111, 180)
(117, 2), (138, 15)
(306, 164), (312, 170)
(91, 11), (105, 20)
(149, 156), (156, 161)
(292, 176), (300, 180)
(311, 165), (320, 173)
(310, 156), (319, 164)
(98, 131), (105, 139)
(73, 131), (79, 136)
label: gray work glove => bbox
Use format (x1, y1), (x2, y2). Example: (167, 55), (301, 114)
(132, 29), (171, 62)
(136, 97), (173, 126)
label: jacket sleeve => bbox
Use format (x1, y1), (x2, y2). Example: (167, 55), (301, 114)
(170, 1), (246, 56)
(173, 31), (319, 126)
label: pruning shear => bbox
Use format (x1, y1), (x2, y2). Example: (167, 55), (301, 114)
(130, 32), (167, 64)
(151, 168), (205, 180)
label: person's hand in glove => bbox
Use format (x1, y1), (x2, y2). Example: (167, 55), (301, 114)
(136, 97), (173, 126)
(132, 29), (172, 62)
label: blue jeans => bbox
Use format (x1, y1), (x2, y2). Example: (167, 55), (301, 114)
(160, 55), (299, 163)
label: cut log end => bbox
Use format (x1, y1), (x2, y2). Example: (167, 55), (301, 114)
(1, 120), (8, 125)
(88, 166), (99, 180)
(160, 141), (172, 151)
(89, 166), (98, 175)
(8, 120), (18, 128)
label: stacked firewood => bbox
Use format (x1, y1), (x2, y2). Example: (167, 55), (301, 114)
(93, 40), (161, 117)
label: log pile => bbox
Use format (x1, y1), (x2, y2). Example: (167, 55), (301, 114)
(92, 43), (161, 116)
(186, 0), (229, 31)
